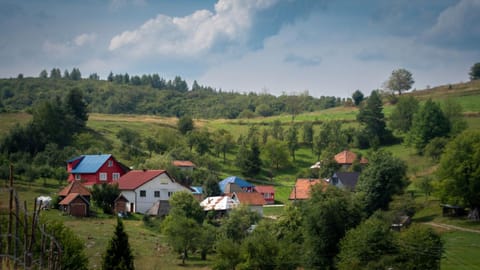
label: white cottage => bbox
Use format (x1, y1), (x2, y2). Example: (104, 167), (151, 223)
(117, 169), (191, 214)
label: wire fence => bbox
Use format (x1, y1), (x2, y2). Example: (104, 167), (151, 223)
(0, 165), (61, 270)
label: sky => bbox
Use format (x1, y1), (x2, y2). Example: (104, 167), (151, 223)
(0, 0), (479, 97)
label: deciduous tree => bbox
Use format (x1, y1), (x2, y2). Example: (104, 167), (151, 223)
(386, 68), (414, 95)
(351, 89), (364, 106)
(437, 130), (480, 220)
(356, 150), (408, 216)
(470, 62), (480, 80)
(389, 95), (419, 133)
(408, 99), (450, 153)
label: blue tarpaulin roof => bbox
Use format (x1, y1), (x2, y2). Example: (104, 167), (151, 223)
(219, 176), (254, 193)
(191, 186), (203, 195)
(70, 154), (111, 173)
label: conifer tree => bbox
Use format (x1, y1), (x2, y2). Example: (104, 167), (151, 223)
(102, 218), (134, 270)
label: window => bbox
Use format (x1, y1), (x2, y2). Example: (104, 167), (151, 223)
(108, 160), (113, 167)
(75, 174), (81, 181)
(112, 173), (120, 181)
(167, 191), (174, 198)
(154, 191), (160, 198)
(140, 190), (146, 197)
(99, 173), (107, 181)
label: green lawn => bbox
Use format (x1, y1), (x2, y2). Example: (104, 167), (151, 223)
(441, 231), (480, 270)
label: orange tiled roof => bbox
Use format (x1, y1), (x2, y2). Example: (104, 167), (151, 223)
(233, 192), (266, 206)
(334, 150), (368, 165)
(289, 179), (328, 200)
(59, 181), (91, 197)
(254, 185), (275, 194)
(58, 193), (89, 205)
(173, 160), (196, 167)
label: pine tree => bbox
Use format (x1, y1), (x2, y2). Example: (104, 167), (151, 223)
(102, 218), (135, 270)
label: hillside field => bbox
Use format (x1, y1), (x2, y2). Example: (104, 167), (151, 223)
(2, 80), (480, 269)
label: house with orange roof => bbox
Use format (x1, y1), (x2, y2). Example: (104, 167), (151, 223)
(254, 185), (275, 204)
(334, 150), (368, 169)
(116, 169), (192, 214)
(231, 192), (266, 216)
(58, 193), (90, 217)
(173, 160), (196, 172)
(58, 181), (91, 202)
(289, 178), (328, 201)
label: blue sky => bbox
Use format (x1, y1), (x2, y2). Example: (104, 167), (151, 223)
(0, 0), (479, 97)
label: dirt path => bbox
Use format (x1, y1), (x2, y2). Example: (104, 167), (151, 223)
(425, 222), (480, 234)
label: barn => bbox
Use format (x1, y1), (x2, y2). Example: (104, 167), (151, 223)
(58, 193), (90, 217)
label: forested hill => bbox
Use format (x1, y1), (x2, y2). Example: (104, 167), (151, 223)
(0, 76), (345, 119)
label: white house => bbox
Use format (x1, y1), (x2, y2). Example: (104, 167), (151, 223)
(117, 169), (191, 214)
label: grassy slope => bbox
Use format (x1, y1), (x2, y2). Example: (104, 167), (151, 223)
(2, 80), (480, 269)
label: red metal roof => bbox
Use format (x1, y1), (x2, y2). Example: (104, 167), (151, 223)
(289, 179), (328, 200)
(233, 192), (266, 206)
(334, 150), (368, 165)
(117, 170), (167, 190)
(59, 193), (89, 205)
(58, 181), (91, 197)
(254, 185), (275, 194)
(173, 160), (196, 167)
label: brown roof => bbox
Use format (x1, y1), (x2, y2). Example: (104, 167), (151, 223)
(334, 150), (368, 165)
(117, 170), (168, 190)
(289, 179), (328, 200)
(59, 193), (89, 205)
(173, 160), (196, 167)
(232, 192), (266, 206)
(59, 181), (91, 197)
(254, 185), (275, 194)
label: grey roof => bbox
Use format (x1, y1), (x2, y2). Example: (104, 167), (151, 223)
(332, 172), (360, 190)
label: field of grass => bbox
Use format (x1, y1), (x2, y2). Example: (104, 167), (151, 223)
(441, 231), (480, 270)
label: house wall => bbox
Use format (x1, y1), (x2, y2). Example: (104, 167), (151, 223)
(261, 192), (275, 204)
(121, 174), (190, 214)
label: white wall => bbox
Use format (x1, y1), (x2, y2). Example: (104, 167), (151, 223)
(121, 173), (190, 214)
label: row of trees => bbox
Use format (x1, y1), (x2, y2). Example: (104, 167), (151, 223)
(161, 149), (442, 269)
(0, 77), (345, 119)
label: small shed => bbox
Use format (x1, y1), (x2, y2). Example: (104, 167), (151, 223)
(59, 193), (90, 217)
(441, 204), (466, 217)
(114, 194), (130, 214)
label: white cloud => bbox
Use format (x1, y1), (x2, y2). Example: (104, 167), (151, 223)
(109, 0), (277, 57)
(74, 33), (97, 46)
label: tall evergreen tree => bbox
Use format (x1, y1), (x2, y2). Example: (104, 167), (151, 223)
(102, 218), (134, 270)
(357, 90), (392, 145)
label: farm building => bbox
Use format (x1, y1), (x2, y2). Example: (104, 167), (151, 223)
(58, 193), (90, 217)
(289, 178), (328, 201)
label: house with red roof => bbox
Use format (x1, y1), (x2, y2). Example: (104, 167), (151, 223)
(254, 185), (275, 204)
(172, 160), (196, 172)
(289, 178), (328, 201)
(231, 192), (266, 216)
(334, 150), (368, 169)
(67, 154), (129, 186)
(116, 170), (192, 214)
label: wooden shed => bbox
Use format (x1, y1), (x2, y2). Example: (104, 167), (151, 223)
(58, 193), (90, 217)
(114, 194), (130, 214)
